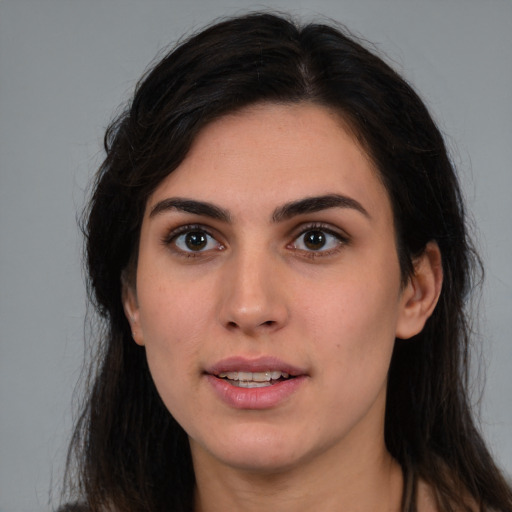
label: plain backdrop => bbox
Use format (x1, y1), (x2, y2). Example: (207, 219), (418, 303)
(0, 1), (511, 510)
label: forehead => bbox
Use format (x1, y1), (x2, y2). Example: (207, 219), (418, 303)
(146, 103), (391, 222)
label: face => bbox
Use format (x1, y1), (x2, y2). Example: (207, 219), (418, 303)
(124, 103), (431, 475)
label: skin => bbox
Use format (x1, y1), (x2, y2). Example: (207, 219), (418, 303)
(124, 103), (442, 511)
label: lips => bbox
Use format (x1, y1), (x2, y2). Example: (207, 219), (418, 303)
(206, 356), (305, 377)
(205, 356), (308, 409)
(217, 370), (291, 388)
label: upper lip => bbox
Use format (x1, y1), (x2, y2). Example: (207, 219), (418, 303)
(205, 356), (307, 377)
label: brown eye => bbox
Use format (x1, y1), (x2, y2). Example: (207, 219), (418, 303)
(291, 227), (345, 254)
(303, 230), (326, 250)
(185, 231), (208, 251)
(173, 229), (221, 253)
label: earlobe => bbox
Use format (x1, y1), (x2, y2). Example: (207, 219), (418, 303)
(122, 283), (145, 346)
(395, 241), (443, 340)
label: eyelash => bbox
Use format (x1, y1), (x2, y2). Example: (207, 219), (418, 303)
(162, 222), (349, 259)
(162, 224), (223, 259)
(288, 223), (349, 259)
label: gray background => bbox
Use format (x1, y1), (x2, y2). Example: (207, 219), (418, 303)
(0, 1), (510, 510)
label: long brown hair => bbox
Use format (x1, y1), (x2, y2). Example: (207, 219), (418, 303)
(64, 12), (512, 512)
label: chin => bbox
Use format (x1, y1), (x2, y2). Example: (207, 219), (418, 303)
(192, 425), (311, 474)
(219, 449), (305, 475)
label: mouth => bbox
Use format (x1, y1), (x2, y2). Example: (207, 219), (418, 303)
(205, 357), (307, 409)
(217, 370), (293, 388)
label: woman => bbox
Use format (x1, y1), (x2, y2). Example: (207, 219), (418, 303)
(63, 12), (512, 512)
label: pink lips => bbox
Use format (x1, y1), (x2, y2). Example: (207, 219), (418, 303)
(206, 356), (305, 376)
(205, 356), (308, 410)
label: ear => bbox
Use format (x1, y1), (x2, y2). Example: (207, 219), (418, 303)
(395, 241), (443, 340)
(122, 279), (145, 346)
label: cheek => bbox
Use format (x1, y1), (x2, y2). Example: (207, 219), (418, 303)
(138, 267), (215, 340)
(136, 278), (211, 398)
(300, 266), (401, 389)
(304, 269), (401, 341)
(302, 279), (399, 434)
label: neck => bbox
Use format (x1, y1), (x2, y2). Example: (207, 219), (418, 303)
(192, 439), (403, 512)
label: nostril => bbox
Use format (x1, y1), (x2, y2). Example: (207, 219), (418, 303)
(225, 319), (276, 330)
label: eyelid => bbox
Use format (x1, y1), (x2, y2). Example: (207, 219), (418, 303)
(287, 222), (350, 256)
(162, 223), (225, 256)
(162, 223), (208, 243)
(161, 221), (350, 259)
(291, 222), (350, 241)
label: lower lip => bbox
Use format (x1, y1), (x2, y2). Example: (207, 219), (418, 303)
(206, 375), (307, 410)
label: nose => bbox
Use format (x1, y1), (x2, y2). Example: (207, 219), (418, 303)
(217, 246), (289, 336)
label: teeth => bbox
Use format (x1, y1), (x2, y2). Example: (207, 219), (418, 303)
(218, 370), (290, 382)
(218, 371), (238, 380)
(238, 371), (256, 381)
(272, 370), (289, 379)
(234, 381), (272, 388)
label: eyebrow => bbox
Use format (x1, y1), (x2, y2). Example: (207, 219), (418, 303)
(271, 194), (370, 222)
(149, 193), (369, 223)
(149, 198), (231, 222)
